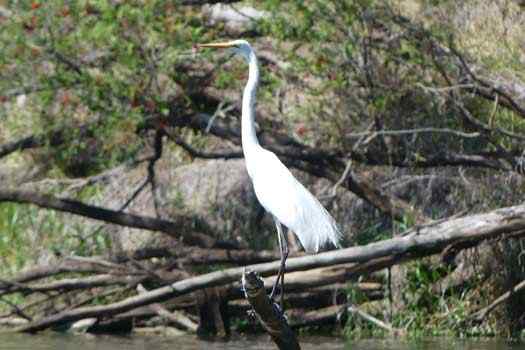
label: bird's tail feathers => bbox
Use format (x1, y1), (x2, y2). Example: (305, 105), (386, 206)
(297, 206), (342, 254)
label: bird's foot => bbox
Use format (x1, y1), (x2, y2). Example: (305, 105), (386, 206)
(268, 294), (285, 317)
(246, 308), (257, 323)
(272, 299), (284, 315)
(269, 289), (286, 314)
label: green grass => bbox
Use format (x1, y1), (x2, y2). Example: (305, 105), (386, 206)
(0, 199), (113, 313)
(344, 260), (497, 339)
(0, 199), (111, 276)
(0, 203), (35, 275)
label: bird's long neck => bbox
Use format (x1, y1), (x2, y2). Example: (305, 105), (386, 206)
(241, 51), (260, 160)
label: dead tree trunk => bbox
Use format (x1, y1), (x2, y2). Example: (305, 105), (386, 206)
(242, 270), (300, 350)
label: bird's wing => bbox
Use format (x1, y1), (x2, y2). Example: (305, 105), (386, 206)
(250, 149), (341, 253)
(250, 150), (302, 225)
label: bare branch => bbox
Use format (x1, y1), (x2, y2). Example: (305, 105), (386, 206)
(0, 188), (232, 249)
(347, 304), (405, 335)
(448, 45), (525, 119)
(0, 261), (107, 293)
(2, 274), (146, 296)
(346, 127), (481, 139)
(242, 270), (300, 350)
(146, 130), (164, 217)
(137, 284), (198, 332)
(469, 279), (525, 323)
(0, 135), (43, 159)
(171, 134), (242, 160)
(0, 121), (98, 160)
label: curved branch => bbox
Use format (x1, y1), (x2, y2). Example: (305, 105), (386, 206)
(0, 189), (232, 249)
(0, 135), (47, 159)
(0, 119), (103, 160)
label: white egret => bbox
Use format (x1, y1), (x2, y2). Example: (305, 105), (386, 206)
(198, 40), (341, 305)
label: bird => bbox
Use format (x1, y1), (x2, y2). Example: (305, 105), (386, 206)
(198, 39), (341, 307)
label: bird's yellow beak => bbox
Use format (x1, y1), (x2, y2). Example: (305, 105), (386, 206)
(198, 42), (234, 49)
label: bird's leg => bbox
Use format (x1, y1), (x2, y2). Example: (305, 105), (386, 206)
(278, 227), (289, 311)
(269, 219), (283, 300)
(270, 218), (288, 311)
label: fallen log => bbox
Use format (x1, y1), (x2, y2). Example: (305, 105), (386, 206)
(230, 282), (381, 314)
(1, 247), (281, 294)
(288, 304), (344, 329)
(14, 202), (525, 332)
(109, 246), (284, 265)
(225, 264), (386, 301)
(0, 261), (106, 291)
(1, 275), (145, 296)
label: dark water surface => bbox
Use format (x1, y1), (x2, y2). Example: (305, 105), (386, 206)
(0, 333), (524, 350)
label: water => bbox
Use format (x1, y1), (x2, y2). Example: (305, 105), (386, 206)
(0, 333), (523, 350)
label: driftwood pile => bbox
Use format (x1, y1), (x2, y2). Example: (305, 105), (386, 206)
(1, 189), (525, 347)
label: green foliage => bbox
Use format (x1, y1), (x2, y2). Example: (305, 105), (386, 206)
(0, 203), (32, 274)
(255, 0), (524, 164)
(396, 261), (479, 337)
(343, 260), (494, 339)
(353, 222), (391, 246)
(0, 192), (110, 282)
(0, 0), (206, 176)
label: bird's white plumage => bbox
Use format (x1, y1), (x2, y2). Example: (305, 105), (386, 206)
(201, 39), (342, 254)
(246, 147), (341, 253)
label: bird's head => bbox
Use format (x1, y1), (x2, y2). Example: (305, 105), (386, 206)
(198, 39), (253, 62)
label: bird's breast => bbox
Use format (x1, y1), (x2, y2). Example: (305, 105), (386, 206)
(250, 170), (301, 228)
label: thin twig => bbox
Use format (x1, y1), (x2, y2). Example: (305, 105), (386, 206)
(137, 284), (198, 332)
(346, 128), (480, 139)
(205, 101), (236, 133)
(0, 297), (33, 321)
(449, 45), (525, 118)
(171, 134), (242, 160)
(416, 83), (476, 92)
(470, 279), (525, 323)
(0, 188), (220, 248)
(347, 304), (405, 335)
